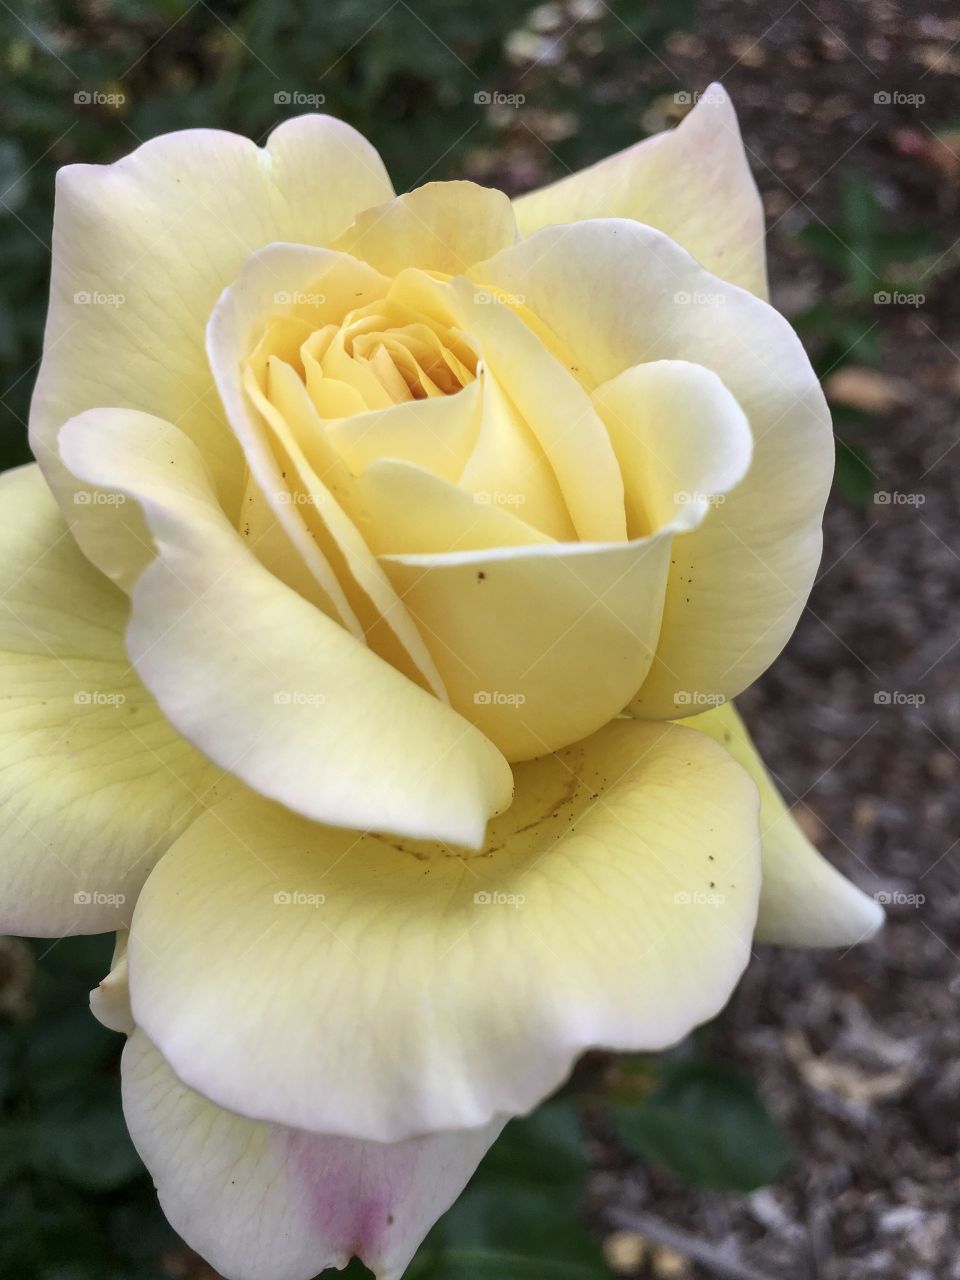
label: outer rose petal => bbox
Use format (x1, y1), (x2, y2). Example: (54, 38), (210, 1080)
(679, 702), (884, 946)
(475, 221), (833, 716)
(122, 1029), (503, 1280)
(513, 82), (768, 298)
(57, 408), (512, 847)
(30, 115), (393, 584)
(127, 719), (761, 1142)
(0, 465), (223, 936)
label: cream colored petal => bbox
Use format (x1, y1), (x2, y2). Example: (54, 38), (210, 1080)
(127, 719), (760, 1142)
(457, 367), (577, 541)
(207, 242), (445, 696)
(395, 269), (626, 543)
(31, 116), (393, 584)
(477, 221), (833, 716)
(90, 931), (134, 1034)
(0, 465), (224, 936)
(513, 83), (767, 298)
(380, 532), (678, 760)
(324, 377), (483, 481)
(57, 409), (512, 847)
(123, 1029), (503, 1280)
(679, 702), (884, 946)
(358, 457), (553, 556)
(592, 359), (753, 539)
(332, 180), (518, 275)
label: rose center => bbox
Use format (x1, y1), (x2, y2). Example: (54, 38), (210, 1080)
(250, 295), (479, 417)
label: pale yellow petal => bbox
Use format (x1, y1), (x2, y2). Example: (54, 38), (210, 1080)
(207, 242), (446, 695)
(57, 409), (512, 847)
(0, 465), (223, 936)
(679, 702), (884, 946)
(123, 1029), (503, 1280)
(332, 180), (518, 275)
(513, 83), (767, 297)
(31, 116), (393, 585)
(127, 719), (761, 1141)
(477, 221), (832, 715)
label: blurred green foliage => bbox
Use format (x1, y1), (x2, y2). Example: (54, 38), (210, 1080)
(792, 172), (941, 505)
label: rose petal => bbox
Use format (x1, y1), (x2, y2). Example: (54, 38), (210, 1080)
(123, 1028), (503, 1280)
(679, 702), (884, 946)
(476, 220), (833, 715)
(127, 719), (760, 1141)
(332, 180), (518, 275)
(513, 83), (767, 298)
(0, 465), (223, 936)
(31, 116), (393, 585)
(57, 408), (512, 847)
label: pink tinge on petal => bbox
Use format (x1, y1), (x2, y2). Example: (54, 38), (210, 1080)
(284, 1123), (503, 1277)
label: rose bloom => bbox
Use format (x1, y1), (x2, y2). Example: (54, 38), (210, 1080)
(2, 85), (881, 1279)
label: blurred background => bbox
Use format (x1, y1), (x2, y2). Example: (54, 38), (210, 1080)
(1, 1), (958, 1277)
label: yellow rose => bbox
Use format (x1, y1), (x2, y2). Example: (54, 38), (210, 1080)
(2, 86), (881, 1280)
